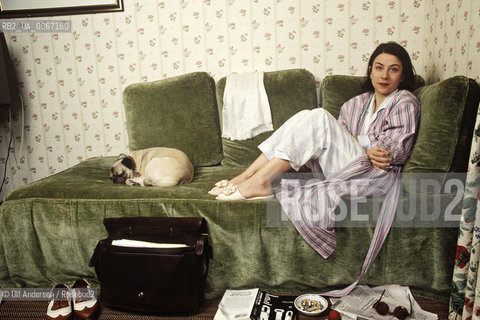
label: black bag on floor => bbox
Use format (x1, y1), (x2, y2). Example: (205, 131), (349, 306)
(89, 217), (212, 315)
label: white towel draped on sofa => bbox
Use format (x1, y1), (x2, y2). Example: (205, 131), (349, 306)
(222, 71), (273, 141)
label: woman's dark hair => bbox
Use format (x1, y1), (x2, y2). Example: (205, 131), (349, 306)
(362, 41), (416, 92)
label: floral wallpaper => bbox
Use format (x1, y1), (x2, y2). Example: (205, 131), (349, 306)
(0, 0), (479, 199)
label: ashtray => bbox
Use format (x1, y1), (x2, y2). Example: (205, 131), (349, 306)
(294, 294), (328, 316)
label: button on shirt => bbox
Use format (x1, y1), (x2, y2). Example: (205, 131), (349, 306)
(357, 89), (398, 150)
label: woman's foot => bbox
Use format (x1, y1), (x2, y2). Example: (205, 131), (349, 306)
(213, 156), (291, 200)
(237, 175), (273, 199)
(216, 175), (273, 200)
(209, 154), (270, 196)
(229, 174), (249, 186)
(208, 166), (263, 196)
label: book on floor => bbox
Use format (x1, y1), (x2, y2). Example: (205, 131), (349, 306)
(214, 288), (297, 320)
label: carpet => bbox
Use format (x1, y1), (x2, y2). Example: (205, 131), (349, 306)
(0, 295), (449, 319)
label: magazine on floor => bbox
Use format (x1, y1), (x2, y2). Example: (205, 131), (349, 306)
(214, 288), (297, 320)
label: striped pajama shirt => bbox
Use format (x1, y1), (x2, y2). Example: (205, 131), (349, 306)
(260, 89), (420, 296)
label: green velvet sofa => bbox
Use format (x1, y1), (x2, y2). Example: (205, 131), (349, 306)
(1, 69), (479, 303)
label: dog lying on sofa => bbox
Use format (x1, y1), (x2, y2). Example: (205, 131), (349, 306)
(110, 147), (194, 187)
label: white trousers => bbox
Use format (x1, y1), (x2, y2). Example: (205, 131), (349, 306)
(258, 108), (366, 178)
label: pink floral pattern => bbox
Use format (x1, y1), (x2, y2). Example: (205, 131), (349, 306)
(0, 0), (478, 201)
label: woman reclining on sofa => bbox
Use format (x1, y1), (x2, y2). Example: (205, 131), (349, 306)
(209, 41), (421, 296)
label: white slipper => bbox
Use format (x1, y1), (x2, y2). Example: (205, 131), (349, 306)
(216, 188), (274, 201)
(208, 182), (234, 195)
(208, 180), (232, 195)
(215, 179), (230, 187)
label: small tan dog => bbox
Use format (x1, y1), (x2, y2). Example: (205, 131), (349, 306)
(110, 147), (194, 187)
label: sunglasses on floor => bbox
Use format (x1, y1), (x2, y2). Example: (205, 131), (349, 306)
(372, 289), (413, 320)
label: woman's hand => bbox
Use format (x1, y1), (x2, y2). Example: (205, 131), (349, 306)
(366, 146), (391, 170)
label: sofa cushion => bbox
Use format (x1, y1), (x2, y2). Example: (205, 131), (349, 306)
(123, 72), (223, 166)
(321, 74), (425, 119)
(404, 76), (480, 174)
(216, 69), (318, 167)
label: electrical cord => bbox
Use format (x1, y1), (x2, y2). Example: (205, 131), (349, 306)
(0, 94), (24, 195)
(12, 94), (24, 169)
(0, 109), (13, 195)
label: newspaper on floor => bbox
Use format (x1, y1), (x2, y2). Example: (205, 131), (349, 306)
(330, 285), (437, 320)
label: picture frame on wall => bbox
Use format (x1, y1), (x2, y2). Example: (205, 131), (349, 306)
(0, 0), (124, 18)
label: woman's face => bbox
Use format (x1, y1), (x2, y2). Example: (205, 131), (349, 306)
(369, 52), (403, 98)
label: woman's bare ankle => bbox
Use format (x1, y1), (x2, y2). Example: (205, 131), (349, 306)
(238, 176), (272, 198)
(230, 171), (254, 185)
